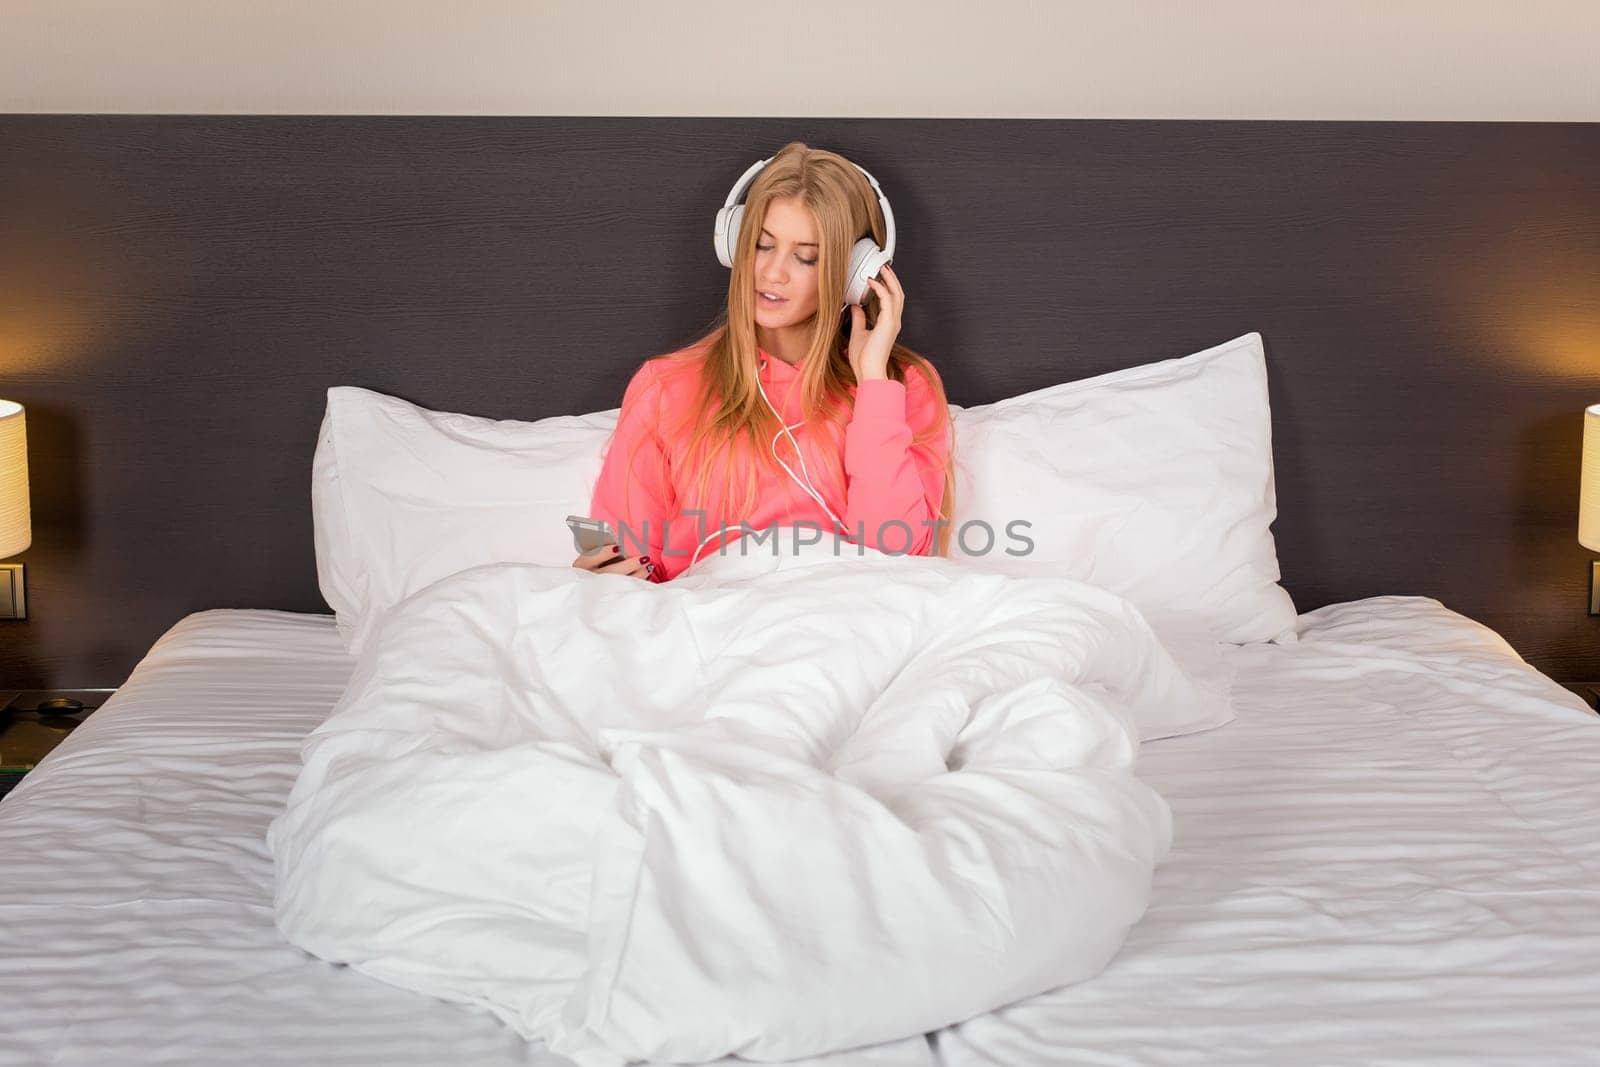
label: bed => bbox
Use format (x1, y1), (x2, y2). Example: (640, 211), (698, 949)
(3, 592), (1595, 1066)
(3, 115), (1600, 1066)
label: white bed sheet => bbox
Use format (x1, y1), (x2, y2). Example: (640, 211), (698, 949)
(1, 597), (1597, 1066)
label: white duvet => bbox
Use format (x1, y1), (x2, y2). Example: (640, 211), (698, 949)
(268, 541), (1232, 1066)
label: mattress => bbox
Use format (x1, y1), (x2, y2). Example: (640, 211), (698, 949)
(1, 598), (1596, 1066)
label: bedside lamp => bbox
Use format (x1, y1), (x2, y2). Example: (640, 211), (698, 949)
(0, 399), (29, 620)
(1582, 403), (1600, 616)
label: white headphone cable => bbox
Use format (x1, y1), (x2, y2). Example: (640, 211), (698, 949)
(684, 359), (845, 571)
(756, 361), (845, 533)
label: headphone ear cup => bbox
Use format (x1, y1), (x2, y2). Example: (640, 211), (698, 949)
(842, 237), (888, 307)
(715, 203), (745, 269)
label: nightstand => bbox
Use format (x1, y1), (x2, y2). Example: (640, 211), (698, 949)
(1559, 682), (1600, 713)
(0, 689), (116, 800)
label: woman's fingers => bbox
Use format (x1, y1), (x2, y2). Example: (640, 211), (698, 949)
(867, 276), (901, 322)
(880, 263), (902, 297)
(572, 544), (655, 580)
(606, 556), (649, 578)
(573, 544), (625, 571)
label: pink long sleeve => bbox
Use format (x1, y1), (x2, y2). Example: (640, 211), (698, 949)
(841, 364), (952, 557)
(589, 351), (952, 582)
(589, 360), (672, 580)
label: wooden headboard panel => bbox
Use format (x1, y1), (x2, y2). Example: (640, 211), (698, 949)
(2, 116), (1597, 687)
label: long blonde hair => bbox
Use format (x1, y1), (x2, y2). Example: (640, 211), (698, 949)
(627, 141), (956, 557)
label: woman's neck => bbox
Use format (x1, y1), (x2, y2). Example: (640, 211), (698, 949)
(755, 324), (809, 367)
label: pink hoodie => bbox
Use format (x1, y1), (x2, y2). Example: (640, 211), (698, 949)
(588, 344), (951, 582)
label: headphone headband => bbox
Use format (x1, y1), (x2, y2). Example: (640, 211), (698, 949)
(715, 155), (897, 267)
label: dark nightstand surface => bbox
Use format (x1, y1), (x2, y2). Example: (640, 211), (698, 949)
(1558, 682), (1600, 713)
(0, 689), (117, 797)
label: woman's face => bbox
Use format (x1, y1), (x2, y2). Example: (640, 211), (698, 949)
(752, 196), (822, 330)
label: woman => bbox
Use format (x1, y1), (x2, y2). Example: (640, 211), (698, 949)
(575, 141), (954, 582)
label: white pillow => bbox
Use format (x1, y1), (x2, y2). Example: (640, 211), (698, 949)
(311, 386), (618, 654)
(947, 332), (1298, 644)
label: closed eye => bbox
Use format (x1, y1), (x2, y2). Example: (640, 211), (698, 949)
(756, 243), (817, 267)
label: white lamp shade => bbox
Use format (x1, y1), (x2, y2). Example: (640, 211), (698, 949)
(0, 400), (29, 558)
(1582, 404), (1600, 552)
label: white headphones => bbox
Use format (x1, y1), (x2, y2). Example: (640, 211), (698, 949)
(712, 155), (897, 310)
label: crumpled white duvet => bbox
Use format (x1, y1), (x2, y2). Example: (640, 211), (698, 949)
(268, 541), (1231, 1066)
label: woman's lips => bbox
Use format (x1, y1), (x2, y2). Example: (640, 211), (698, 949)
(758, 291), (788, 304)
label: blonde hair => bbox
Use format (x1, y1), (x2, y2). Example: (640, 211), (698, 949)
(620, 141), (956, 557)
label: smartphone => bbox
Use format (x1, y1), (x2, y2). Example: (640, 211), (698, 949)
(567, 515), (658, 579)
(566, 515), (624, 567)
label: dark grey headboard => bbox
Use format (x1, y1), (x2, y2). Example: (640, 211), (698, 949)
(2, 116), (1597, 687)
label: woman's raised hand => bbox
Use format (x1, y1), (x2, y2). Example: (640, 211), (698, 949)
(847, 263), (905, 383)
(571, 543), (655, 581)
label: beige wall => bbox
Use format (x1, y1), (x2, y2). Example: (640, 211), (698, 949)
(3, 0), (1599, 120)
